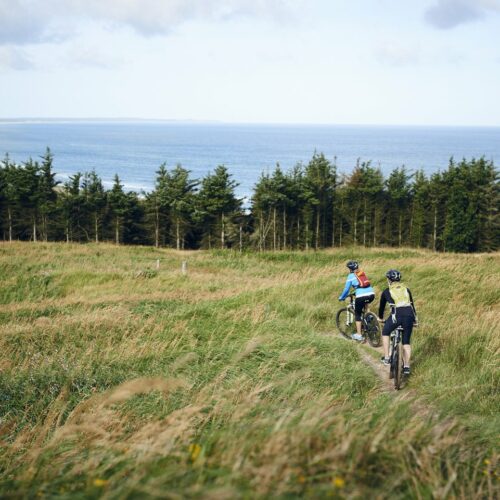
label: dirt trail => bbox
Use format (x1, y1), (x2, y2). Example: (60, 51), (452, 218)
(356, 345), (400, 394)
(337, 334), (440, 419)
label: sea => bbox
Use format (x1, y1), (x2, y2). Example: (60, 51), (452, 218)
(1, 121), (499, 201)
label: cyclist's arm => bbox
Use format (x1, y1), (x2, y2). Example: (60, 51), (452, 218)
(338, 277), (352, 300)
(378, 289), (388, 319)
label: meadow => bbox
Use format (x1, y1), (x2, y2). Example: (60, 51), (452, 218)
(0, 243), (498, 499)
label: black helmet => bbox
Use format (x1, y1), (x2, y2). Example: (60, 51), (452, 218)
(346, 260), (359, 271)
(386, 269), (401, 282)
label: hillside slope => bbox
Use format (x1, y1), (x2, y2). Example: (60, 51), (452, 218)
(0, 243), (498, 498)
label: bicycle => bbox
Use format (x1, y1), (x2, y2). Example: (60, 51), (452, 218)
(335, 293), (381, 347)
(389, 325), (404, 390)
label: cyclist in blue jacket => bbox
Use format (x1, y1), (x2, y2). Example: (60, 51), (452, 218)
(338, 260), (375, 341)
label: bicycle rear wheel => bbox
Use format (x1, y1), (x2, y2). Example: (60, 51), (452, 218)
(394, 342), (403, 390)
(364, 312), (381, 347)
(336, 308), (355, 339)
(389, 345), (395, 379)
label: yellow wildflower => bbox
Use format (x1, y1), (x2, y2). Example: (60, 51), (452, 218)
(93, 479), (108, 487)
(188, 443), (202, 462)
(332, 477), (345, 488)
(297, 475), (306, 484)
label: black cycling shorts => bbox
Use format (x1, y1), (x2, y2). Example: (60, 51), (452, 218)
(354, 294), (375, 321)
(382, 315), (414, 345)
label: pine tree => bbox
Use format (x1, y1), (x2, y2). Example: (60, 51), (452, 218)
(81, 171), (106, 243)
(59, 173), (83, 242)
(385, 166), (412, 246)
(409, 170), (430, 248)
(163, 165), (197, 250)
(251, 171), (274, 251)
(0, 155), (20, 242)
(16, 158), (40, 241)
(144, 164), (169, 247)
(305, 153), (336, 249)
(38, 148), (59, 241)
(197, 165), (241, 249)
(428, 170), (447, 251)
(107, 175), (128, 244)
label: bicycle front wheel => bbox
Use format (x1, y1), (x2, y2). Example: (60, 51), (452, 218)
(394, 342), (403, 390)
(336, 308), (356, 339)
(364, 312), (381, 347)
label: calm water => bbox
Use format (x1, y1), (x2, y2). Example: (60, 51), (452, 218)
(1, 122), (499, 200)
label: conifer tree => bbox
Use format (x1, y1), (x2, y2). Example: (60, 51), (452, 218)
(163, 165), (197, 250)
(252, 171), (274, 251)
(81, 171), (106, 243)
(107, 175), (128, 244)
(197, 165), (241, 249)
(144, 164), (169, 247)
(38, 148), (59, 241)
(59, 173), (83, 242)
(409, 170), (430, 248)
(305, 153), (336, 249)
(385, 166), (412, 246)
(16, 158), (40, 241)
(0, 155), (20, 242)
(428, 170), (447, 251)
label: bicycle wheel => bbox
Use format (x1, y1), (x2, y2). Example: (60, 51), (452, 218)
(364, 312), (381, 347)
(336, 308), (356, 339)
(389, 344), (395, 379)
(394, 342), (403, 390)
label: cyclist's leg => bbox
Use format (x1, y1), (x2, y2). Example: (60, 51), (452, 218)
(364, 293), (375, 313)
(354, 297), (364, 335)
(401, 316), (414, 367)
(382, 316), (398, 359)
(356, 295), (375, 335)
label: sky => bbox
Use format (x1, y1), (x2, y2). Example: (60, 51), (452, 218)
(0, 0), (499, 125)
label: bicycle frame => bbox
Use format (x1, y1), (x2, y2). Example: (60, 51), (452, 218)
(346, 293), (371, 322)
(389, 325), (404, 389)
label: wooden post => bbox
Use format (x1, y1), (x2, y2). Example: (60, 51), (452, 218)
(181, 261), (188, 275)
(156, 259), (160, 270)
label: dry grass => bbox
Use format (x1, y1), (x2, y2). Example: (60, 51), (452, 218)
(0, 242), (498, 498)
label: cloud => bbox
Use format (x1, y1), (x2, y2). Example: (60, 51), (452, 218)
(374, 44), (420, 67)
(0, 47), (36, 71)
(424, 0), (500, 29)
(65, 46), (124, 69)
(0, 0), (297, 45)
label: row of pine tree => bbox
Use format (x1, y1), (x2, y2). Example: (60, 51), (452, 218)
(0, 149), (498, 252)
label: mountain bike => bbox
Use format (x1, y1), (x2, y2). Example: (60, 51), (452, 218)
(389, 325), (404, 390)
(336, 293), (381, 347)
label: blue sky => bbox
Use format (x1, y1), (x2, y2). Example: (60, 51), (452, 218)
(0, 0), (499, 125)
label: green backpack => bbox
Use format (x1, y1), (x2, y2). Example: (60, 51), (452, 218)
(389, 282), (411, 308)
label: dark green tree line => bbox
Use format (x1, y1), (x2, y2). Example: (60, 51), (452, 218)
(0, 150), (498, 252)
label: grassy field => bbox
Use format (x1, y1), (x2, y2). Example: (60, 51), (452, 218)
(0, 243), (498, 499)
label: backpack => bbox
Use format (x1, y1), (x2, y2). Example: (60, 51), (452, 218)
(389, 282), (411, 307)
(355, 269), (371, 288)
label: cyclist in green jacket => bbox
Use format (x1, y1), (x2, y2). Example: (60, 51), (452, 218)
(378, 269), (418, 375)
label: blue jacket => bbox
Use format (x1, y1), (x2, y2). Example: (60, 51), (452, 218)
(339, 272), (375, 300)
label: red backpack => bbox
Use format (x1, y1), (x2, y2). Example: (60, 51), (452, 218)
(355, 269), (371, 288)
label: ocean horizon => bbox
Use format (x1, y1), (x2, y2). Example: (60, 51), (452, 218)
(1, 121), (498, 200)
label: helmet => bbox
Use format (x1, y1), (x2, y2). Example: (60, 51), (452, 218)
(386, 269), (401, 282)
(346, 260), (359, 271)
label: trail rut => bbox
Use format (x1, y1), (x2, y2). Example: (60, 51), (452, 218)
(337, 334), (440, 419)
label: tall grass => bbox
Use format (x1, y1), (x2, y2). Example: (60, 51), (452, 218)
(0, 243), (498, 498)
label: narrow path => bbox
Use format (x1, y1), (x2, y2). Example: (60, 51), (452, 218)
(336, 333), (442, 419)
(356, 346), (399, 394)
